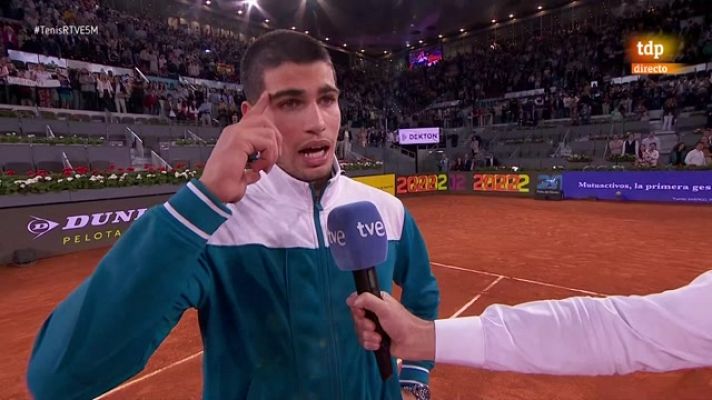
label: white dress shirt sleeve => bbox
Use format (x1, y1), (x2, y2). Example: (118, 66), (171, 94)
(435, 271), (712, 375)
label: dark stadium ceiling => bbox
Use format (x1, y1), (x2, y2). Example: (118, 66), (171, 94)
(206, 0), (579, 55)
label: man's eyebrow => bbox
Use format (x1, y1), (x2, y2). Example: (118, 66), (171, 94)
(269, 89), (306, 101)
(318, 85), (340, 95)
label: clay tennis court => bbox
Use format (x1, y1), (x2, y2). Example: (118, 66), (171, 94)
(2, 195), (711, 399)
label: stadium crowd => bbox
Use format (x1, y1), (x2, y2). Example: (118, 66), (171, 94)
(0, 0), (710, 133)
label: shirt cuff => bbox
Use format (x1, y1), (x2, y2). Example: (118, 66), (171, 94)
(434, 317), (485, 367)
(163, 179), (231, 240)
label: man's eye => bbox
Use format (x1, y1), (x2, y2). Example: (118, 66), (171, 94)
(320, 96), (336, 106)
(280, 99), (302, 110)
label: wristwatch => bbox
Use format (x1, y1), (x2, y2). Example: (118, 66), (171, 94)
(401, 383), (431, 400)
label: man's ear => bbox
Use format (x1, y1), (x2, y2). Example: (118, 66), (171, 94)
(241, 101), (251, 116)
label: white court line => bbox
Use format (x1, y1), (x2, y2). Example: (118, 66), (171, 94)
(431, 261), (606, 296)
(449, 275), (504, 319)
(98, 261), (604, 398)
(95, 351), (203, 399)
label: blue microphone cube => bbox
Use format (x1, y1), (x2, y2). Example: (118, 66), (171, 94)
(326, 201), (388, 272)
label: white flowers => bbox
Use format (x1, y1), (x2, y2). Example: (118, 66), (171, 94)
(161, 170), (167, 175)
(74, 174), (81, 179)
(174, 171), (190, 180)
(136, 174), (142, 180)
(89, 175), (105, 182)
(14, 176), (44, 186)
(67, 177), (74, 182)
(44, 176), (52, 181)
(108, 174), (118, 180)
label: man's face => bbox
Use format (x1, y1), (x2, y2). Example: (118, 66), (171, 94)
(244, 61), (340, 183)
(697, 143), (705, 151)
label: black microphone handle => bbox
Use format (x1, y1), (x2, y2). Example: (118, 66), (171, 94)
(353, 268), (393, 381)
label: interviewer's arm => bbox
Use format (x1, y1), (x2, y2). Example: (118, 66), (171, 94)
(436, 271), (712, 375)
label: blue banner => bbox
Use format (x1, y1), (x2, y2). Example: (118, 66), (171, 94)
(562, 171), (712, 203)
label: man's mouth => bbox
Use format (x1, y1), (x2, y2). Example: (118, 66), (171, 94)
(299, 145), (329, 159)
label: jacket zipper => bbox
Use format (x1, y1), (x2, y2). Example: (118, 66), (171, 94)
(311, 186), (342, 400)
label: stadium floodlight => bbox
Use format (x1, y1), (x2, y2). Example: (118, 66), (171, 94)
(246, 0), (258, 7)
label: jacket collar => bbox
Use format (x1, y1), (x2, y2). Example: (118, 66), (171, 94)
(248, 157), (343, 211)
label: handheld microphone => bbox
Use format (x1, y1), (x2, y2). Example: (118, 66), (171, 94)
(327, 201), (393, 380)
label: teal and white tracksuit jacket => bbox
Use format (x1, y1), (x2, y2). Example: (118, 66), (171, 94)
(27, 164), (440, 399)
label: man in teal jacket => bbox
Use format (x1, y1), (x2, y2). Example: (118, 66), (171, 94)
(27, 30), (439, 400)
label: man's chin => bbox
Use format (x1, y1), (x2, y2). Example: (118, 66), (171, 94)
(278, 160), (334, 183)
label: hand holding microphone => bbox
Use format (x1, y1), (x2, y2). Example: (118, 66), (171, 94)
(327, 201), (393, 380)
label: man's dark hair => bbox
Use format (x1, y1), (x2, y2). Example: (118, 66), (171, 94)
(240, 30), (333, 103)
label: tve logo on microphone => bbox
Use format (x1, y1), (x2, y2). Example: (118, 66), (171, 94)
(356, 221), (386, 238)
(326, 201), (388, 272)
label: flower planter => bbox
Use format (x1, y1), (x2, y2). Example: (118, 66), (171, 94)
(0, 183), (184, 208)
(342, 168), (384, 177)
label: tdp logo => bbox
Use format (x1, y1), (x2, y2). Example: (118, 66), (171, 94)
(636, 40), (664, 60)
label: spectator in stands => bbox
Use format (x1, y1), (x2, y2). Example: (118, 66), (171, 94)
(96, 72), (114, 112)
(608, 134), (624, 156)
(662, 95), (677, 130)
(129, 78), (145, 114)
(439, 154), (449, 172)
(641, 132), (661, 153)
(470, 135), (480, 158)
(451, 157), (465, 171)
(33, 64), (53, 108)
(670, 143), (687, 166)
(113, 75), (129, 114)
(641, 143), (660, 167)
(635, 102), (649, 121)
(463, 153), (474, 171)
(78, 68), (96, 111)
(702, 129), (712, 150)
(198, 100), (212, 126)
(623, 132), (639, 157)
(2, 25), (18, 50)
(187, 100), (198, 121)
(684, 142), (707, 167)
(56, 68), (72, 109)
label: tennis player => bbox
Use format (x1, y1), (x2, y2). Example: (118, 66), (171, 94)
(28, 30), (439, 400)
(348, 270), (712, 375)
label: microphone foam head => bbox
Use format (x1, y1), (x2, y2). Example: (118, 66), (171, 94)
(326, 201), (388, 271)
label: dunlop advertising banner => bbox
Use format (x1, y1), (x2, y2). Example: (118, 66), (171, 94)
(0, 195), (170, 264)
